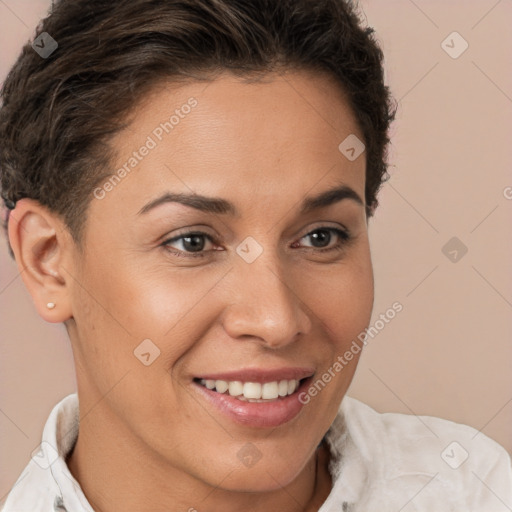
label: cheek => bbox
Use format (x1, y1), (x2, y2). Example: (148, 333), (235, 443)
(68, 260), (201, 438)
(69, 255), (226, 405)
(304, 242), (373, 389)
(304, 241), (374, 336)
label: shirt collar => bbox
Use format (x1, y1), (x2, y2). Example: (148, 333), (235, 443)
(34, 393), (93, 512)
(321, 396), (369, 511)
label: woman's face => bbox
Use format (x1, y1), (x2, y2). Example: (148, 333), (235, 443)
(67, 70), (374, 491)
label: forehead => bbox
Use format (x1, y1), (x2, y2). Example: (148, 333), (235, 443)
(94, 70), (366, 221)
(124, 69), (362, 150)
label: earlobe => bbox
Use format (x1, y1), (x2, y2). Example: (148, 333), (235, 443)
(7, 198), (73, 323)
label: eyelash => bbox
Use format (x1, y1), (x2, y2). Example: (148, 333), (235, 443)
(161, 227), (351, 259)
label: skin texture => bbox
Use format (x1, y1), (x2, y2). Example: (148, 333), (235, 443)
(9, 70), (374, 512)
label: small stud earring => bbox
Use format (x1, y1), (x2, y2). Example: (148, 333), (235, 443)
(46, 302), (56, 309)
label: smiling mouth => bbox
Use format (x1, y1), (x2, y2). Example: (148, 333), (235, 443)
(194, 377), (309, 402)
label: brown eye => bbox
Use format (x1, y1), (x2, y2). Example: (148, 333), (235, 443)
(162, 231), (216, 258)
(294, 227), (350, 253)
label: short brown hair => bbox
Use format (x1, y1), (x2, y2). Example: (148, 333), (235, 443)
(0, 0), (396, 257)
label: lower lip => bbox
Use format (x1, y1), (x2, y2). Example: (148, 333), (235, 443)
(192, 378), (312, 428)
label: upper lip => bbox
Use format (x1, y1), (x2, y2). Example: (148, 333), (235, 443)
(194, 367), (315, 383)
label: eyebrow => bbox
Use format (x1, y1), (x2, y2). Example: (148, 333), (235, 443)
(137, 184), (364, 217)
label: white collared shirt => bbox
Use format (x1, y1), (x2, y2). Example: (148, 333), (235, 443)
(3, 393), (511, 511)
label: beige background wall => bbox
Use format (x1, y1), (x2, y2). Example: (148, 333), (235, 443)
(1, 0), (511, 501)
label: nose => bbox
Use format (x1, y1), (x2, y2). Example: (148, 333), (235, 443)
(220, 250), (312, 349)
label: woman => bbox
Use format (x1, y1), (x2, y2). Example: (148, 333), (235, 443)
(1, 0), (511, 510)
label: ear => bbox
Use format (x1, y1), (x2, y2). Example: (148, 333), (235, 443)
(8, 198), (74, 323)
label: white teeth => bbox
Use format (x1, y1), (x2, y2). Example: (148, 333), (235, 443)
(228, 381), (243, 396)
(262, 381), (279, 399)
(215, 380), (228, 393)
(243, 382), (262, 399)
(199, 378), (301, 400)
(278, 380), (289, 397)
